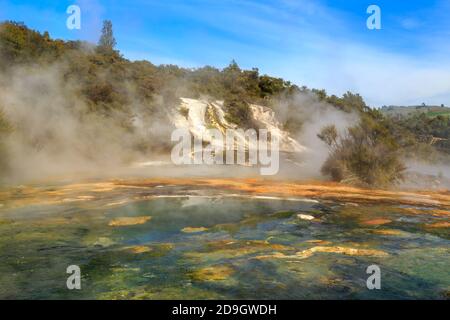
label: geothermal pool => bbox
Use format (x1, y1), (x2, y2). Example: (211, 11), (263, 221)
(0, 179), (448, 299)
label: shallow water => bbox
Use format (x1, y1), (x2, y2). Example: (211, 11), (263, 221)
(0, 183), (449, 299)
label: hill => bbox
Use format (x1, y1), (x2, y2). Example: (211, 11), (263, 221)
(0, 21), (447, 187)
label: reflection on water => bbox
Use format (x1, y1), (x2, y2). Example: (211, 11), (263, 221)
(0, 182), (449, 299)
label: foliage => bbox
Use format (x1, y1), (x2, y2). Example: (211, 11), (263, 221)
(319, 118), (406, 187)
(392, 113), (450, 154)
(317, 125), (337, 146)
(223, 96), (252, 128)
(326, 92), (367, 113)
(317, 97), (407, 187)
(0, 21), (65, 68)
(98, 20), (116, 52)
(178, 106), (188, 119)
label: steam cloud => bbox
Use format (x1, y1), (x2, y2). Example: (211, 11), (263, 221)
(0, 60), (361, 184)
(272, 92), (358, 179)
(1, 60), (447, 188)
(0, 62), (175, 183)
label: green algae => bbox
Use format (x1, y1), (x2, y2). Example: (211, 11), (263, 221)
(0, 188), (448, 299)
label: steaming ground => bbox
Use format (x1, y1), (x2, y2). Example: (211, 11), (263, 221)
(0, 63), (351, 184)
(0, 64), (448, 189)
(402, 161), (450, 190)
(0, 63), (174, 184)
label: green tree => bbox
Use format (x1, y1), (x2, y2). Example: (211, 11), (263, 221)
(223, 97), (253, 128)
(318, 125), (338, 147)
(98, 20), (116, 51)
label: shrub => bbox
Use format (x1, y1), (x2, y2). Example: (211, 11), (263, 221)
(179, 106), (189, 119)
(319, 121), (405, 187)
(223, 97), (253, 128)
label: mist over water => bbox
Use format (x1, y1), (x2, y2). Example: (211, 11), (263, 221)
(0, 62), (176, 183)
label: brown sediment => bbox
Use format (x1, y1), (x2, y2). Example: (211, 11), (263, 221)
(190, 265), (234, 281)
(371, 229), (404, 236)
(113, 178), (450, 208)
(430, 209), (450, 217)
(401, 207), (450, 217)
(298, 245), (389, 258)
(425, 221), (450, 228)
(123, 245), (152, 253)
(257, 245), (389, 260)
(305, 239), (332, 245)
(181, 227), (208, 233)
(185, 239), (293, 261)
(319, 276), (344, 286)
(206, 239), (290, 252)
(361, 218), (392, 226)
(1, 178), (449, 211)
(108, 216), (152, 227)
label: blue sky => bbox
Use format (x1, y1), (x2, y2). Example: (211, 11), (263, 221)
(1, 0), (450, 106)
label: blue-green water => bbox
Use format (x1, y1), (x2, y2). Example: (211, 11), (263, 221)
(0, 184), (449, 299)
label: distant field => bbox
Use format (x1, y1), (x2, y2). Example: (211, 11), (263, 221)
(381, 105), (450, 118)
(426, 110), (450, 118)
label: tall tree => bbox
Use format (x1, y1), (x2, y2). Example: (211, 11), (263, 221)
(98, 20), (116, 51)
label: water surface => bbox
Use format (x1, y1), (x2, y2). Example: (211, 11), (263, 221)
(0, 182), (448, 299)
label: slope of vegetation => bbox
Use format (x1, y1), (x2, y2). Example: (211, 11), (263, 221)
(390, 113), (450, 155)
(0, 21), (446, 187)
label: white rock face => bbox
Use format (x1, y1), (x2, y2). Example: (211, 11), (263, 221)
(170, 97), (306, 153)
(249, 103), (306, 152)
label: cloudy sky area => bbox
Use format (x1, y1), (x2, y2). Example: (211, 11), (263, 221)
(1, 0), (450, 107)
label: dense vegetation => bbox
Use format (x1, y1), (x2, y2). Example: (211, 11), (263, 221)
(0, 22), (296, 120)
(391, 113), (450, 155)
(0, 21), (447, 186)
(318, 117), (406, 187)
